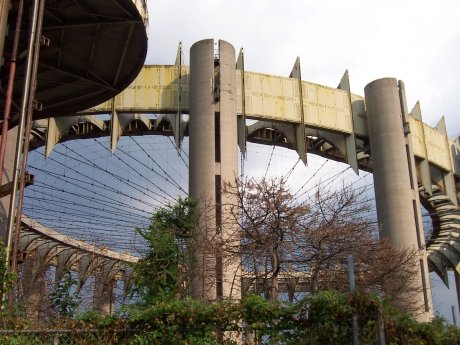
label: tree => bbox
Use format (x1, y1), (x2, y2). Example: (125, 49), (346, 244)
(132, 197), (198, 303)
(224, 176), (308, 303)
(224, 176), (422, 314)
(292, 183), (421, 312)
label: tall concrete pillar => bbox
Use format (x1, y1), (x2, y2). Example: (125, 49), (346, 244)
(93, 274), (115, 314)
(189, 39), (240, 300)
(365, 78), (432, 321)
(93, 262), (115, 314)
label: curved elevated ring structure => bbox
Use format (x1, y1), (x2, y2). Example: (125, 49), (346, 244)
(19, 214), (138, 316)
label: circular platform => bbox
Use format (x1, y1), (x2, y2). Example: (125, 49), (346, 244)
(0, 0), (148, 120)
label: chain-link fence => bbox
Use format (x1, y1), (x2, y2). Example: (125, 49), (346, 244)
(0, 329), (140, 345)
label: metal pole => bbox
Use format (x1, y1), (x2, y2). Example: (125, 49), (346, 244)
(452, 306), (457, 327)
(377, 313), (386, 345)
(348, 255), (356, 292)
(348, 255), (359, 345)
(8, 0), (45, 311)
(4, 0), (40, 270)
(0, 0), (25, 188)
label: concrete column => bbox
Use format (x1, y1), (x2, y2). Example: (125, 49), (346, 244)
(23, 250), (46, 320)
(399, 80), (434, 317)
(93, 272), (115, 314)
(189, 39), (239, 300)
(189, 39), (217, 301)
(365, 78), (418, 245)
(364, 78), (431, 321)
(54, 253), (68, 285)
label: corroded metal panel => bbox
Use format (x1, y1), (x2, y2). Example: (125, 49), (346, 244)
(240, 72), (353, 134)
(350, 94), (367, 137)
(302, 81), (353, 134)
(89, 65), (185, 113)
(410, 115), (452, 172)
(81, 65), (460, 179)
(243, 72), (301, 123)
(409, 117), (427, 159)
(424, 124), (451, 171)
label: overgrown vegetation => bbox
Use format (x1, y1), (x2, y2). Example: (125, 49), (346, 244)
(50, 268), (81, 317)
(1, 291), (459, 344)
(121, 190), (459, 344)
(225, 176), (423, 313)
(0, 241), (15, 309)
(131, 197), (197, 303)
(1, 185), (459, 344)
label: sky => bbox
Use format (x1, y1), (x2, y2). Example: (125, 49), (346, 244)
(146, 0), (460, 136)
(143, 0), (460, 322)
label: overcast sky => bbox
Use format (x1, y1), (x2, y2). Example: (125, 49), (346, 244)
(146, 0), (460, 137)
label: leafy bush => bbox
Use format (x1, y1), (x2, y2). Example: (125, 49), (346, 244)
(1, 289), (459, 344)
(50, 269), (81, 317)
(132, 197), (197, 303)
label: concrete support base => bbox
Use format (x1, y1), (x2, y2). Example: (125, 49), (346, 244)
(23, 250), (46, 320)
(93, 271), (115, 314)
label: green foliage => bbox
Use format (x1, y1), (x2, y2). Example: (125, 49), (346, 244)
(129, 298), (237, 344)
(383, 311), (460, 345)
(0, 241), (15, 309)
(304, 290), (354, 344)
(132, 197), (197, 303)
(3, 197), (458, 344)
(125, 291), (459, 345)
(74, 309), (118, 326)
(125, 196), (460, 344)
(50, 268), (81, 317)
(1, 289), (459, 344)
